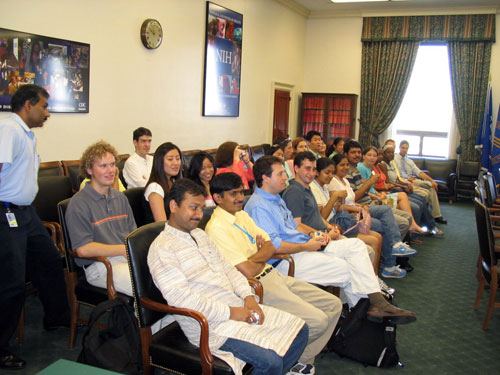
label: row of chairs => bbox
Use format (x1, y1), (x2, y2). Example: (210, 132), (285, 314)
(39, 144), (268, 194)
(473, 171), (500, 330)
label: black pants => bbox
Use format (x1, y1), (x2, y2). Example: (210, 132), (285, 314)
(0, 204), (69, 354)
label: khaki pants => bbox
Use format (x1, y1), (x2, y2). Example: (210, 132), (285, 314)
(413, 179), (442, 218)
(261, 269), (342, 364)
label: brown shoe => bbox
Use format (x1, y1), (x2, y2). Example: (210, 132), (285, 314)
(367, 304), (416, 324)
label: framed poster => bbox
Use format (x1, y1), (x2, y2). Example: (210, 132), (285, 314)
(0, 28), (90, 113)
(203, 2), (242, 117)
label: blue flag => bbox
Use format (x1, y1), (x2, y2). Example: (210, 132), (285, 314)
(476, 86), (492, 171)
(491, 103), (500, 183)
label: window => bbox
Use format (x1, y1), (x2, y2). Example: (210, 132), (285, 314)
(390, 45), (454, 158)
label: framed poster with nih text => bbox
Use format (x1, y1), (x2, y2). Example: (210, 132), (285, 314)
(203, 2), (243, 117)
(0, 27), (90, 113)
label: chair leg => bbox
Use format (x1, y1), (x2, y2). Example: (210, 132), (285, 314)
(474, 278), (485, 310)
(482, 282), (498, 331)
(140, 327), (152, 375)
(69, 299), (80, 349)
(16, 307), (24, 344)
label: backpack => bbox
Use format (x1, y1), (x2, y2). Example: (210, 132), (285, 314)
(77, 298), (142, 375)
(330, 298), (401, 368)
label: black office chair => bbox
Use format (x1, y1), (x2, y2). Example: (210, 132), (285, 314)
(125, 222), (256, 375)
(38, 161), (64, 177)
(473, 198), (500, 330)
(58, 198), (134, 348)
(61, 160), (84, 193)
(451, 158), (480, 202)
(123, 187), (152, 228)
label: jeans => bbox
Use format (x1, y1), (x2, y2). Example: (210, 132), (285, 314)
(408, 193), (436, 228)
(368, 205), (401, 268)
(219, 324), (309, 375)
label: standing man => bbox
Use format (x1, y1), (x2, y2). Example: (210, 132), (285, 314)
(123, 127), (153, 188)
(206, 172), (341, 374)
(393, 140), (447, 224)
(304, 130), (322, 160)
(0, 84), (70, 370)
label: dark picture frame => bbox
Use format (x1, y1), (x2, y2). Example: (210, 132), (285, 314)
(0, 28), (90, 113)
(202, 2), (243, 117)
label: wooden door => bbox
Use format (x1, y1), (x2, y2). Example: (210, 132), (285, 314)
(273, 89), (290, 140)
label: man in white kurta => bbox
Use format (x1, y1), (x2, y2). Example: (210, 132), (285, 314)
(148, 179), (308, 375)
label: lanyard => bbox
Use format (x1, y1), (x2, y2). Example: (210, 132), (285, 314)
(233, 222), (255, 244)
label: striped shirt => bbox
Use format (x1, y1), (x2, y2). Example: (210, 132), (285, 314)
(148, 224), (305, 374)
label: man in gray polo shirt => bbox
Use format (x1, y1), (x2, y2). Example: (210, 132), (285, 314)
(66, 140), (136, 295)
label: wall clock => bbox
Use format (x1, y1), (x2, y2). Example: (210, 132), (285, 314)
(140, 19), (162, 49)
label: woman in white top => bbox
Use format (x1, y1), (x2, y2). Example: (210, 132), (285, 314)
(187, 151), (216, 208)
(144, 142), (183, 222)
(311, 157), (381, 272)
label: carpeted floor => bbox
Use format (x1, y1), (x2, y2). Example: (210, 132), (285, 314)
(4, 201), (500, 375)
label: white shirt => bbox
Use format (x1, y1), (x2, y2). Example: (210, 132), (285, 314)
(328, 175), (356, 207)
(123, 152), (153, 188)
(0, 113), (40, 205)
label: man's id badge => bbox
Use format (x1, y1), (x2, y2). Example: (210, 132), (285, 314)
(6, 211), (18, 227)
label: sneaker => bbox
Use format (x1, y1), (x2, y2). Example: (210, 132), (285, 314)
(392, 242), (418, 257)
(378, 277), (396, 295)
(287, 362), (315, 375)
(430, 227), (444, 237)
(382, 265), (407, 279)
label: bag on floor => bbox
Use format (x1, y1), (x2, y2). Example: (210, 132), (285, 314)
(77, 298), (142, 375)
(330, 298), (400, 368)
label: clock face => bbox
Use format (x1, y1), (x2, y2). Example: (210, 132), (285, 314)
(141, 19), (162, 49)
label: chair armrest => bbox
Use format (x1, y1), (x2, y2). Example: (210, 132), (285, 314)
(271, 254), (295, 277)
(247, 277), (263, 302)
(43, 221), (65, 256)
(68, 249), (117, 300)
(140, 297), (213, 374)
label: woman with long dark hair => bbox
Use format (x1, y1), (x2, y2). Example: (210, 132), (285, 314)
(144, 142), (182, 221)
(187, 151), (216, 207)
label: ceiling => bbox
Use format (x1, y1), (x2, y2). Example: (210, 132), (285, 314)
(278, 0), (500, 17)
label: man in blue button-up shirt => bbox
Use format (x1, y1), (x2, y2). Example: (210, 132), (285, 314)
(0, 85), (69, 370)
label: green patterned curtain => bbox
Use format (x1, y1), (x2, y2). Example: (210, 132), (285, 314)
(449, 42), (492, 161)
(359, 14), (495, 150)
(358, 40), (419, 147)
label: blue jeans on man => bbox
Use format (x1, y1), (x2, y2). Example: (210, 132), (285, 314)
(220, 324), (309, 375)
(368, 205), (401, 269)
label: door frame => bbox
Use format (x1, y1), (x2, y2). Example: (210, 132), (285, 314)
(269, 81), (295, 143)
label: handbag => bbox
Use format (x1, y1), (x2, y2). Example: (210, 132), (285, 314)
(344, 206), (372, 235)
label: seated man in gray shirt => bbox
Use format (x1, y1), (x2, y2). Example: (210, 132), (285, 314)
(66, 140), (137, 295)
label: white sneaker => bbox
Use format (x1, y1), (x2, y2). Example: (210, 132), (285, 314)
(287, 362), (315, 375)
(378, 276), (396, 295)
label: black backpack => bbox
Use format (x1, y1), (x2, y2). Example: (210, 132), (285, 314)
(331, 298), (401, 368)
(77, 298), (142, 375)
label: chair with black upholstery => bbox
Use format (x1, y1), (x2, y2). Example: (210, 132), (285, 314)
(482, 172), (500, 208)
(38, 161), (64, 177)
(57, 198), (134, 348)
(126, 222), (256, 375)
(182, 149), (203, 172)
(204, 148), (218, 162)
(473, 198), (500, 330)
(123, 187), (152, 228)
(451, 158), (480, 202)
(250, 144), (268, 163)
(61, 159), (84, 194)
(116, 154), (130, 188)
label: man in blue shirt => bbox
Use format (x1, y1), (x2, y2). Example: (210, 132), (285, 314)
(0, 85), (70, 370)
(245, 156), (416, 324)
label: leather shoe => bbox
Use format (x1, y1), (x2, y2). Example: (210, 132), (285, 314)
(435, 217), (447, 224)
(0, 353), (26, 370)
(367, 304), (417, 325)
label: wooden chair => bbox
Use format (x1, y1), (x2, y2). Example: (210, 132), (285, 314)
(61, 160), (83, 194)
(57, 198), (133, 348)
(473, 198), (500, 330)
(38, 161), (64, 177)
(125, 222), (256, 375)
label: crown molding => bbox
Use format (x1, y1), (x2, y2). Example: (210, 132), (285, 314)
(273, 0), (310, 18)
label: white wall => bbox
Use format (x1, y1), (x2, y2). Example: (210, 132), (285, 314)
(303, 14), (500, 148)
(0, 0), (307, 161)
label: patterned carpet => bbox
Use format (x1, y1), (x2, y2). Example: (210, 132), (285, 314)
(5, 201), (499, 375)
(315, 201), (500, 374)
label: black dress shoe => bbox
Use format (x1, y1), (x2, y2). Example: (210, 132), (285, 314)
(0, 353), (26, 370)
(435, 217), (447, 224)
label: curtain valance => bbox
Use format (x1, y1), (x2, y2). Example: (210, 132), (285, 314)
(362, 15), (495, 43)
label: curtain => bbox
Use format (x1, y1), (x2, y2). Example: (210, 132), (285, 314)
(358, 40), (419, 147)
(359, 15), (495, 151)
(448, 41), (492, 161)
